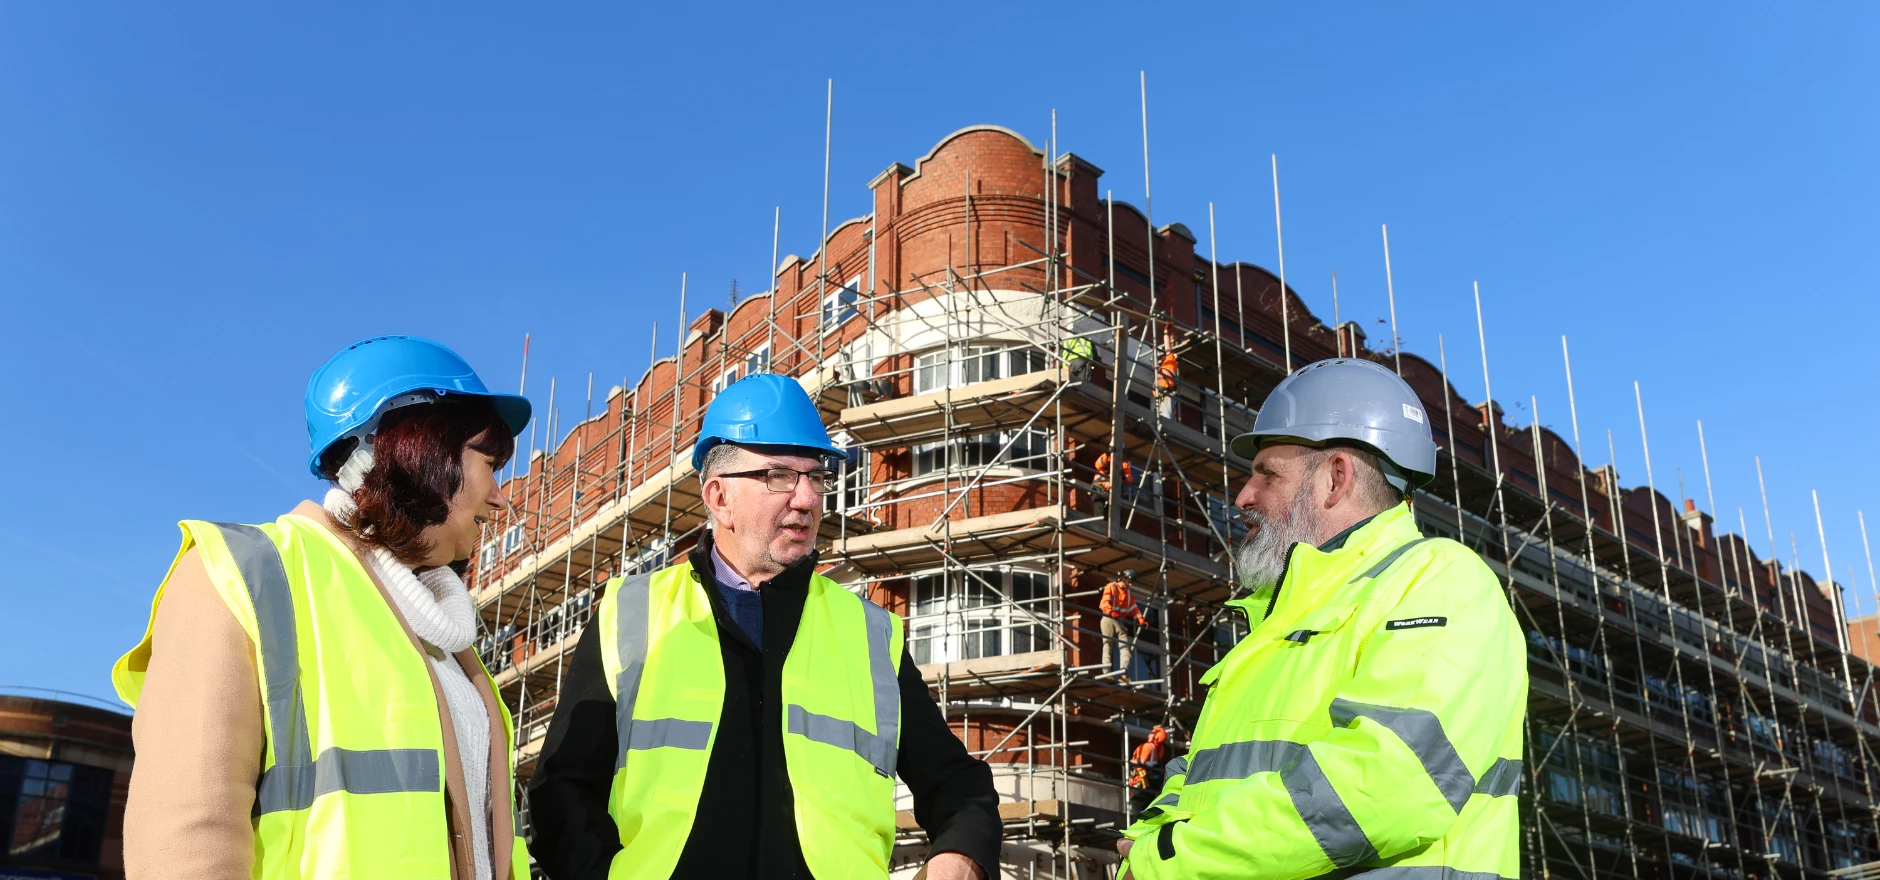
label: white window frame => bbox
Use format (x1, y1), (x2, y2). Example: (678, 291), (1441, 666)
(912, 343), (1048, 395)
(910, 428), (1049, 478)
(710, 366), (740, 395)
(744, 342), (771, 376)
(624, 534), (674, 576)
(821, 277), (862, 336)
(827, 432), (870, 517)
(905, 567), (1052, 665)
(502, 524), (525, 556)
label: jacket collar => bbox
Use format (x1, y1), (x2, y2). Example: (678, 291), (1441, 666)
(1230, 502), (1422, 622)
(687, 531), (819, 595)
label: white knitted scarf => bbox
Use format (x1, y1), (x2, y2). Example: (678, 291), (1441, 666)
(323, 447), (476, 653)
(323, 445), (491, 880)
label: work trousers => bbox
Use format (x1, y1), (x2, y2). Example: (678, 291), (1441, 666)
(1067, 356), (1092, 383)
(1101, 615), (1135, 677)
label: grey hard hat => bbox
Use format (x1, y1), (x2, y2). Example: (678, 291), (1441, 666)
(1229, 358), (1438, 491)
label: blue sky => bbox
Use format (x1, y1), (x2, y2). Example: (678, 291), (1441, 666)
(3, 4), (1875, 701)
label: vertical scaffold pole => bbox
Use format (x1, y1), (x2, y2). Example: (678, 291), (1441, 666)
(1381, 224), (1401, 375)
(1139, 71), (1157, 326)
(1272, 156), (1290, 373)
(662, 276), (687, 543)
(1207, 203), (1234, 586)
(1438, 335), (1463, 540)
(767, 207), (780, 373)
(816, 79), (833, 361)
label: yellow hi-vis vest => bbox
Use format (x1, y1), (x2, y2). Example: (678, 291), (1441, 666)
(596, 558), (905, 878)
(112, 515), (529, 880)
(1123, 503), (1527, 880)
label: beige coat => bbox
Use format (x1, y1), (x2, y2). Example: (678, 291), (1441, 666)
(123, 500), (517, 880)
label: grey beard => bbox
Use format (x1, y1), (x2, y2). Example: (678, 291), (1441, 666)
(1234, 483), (1324, 595)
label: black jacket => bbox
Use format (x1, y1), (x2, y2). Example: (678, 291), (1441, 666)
(527, 538), (1002, 879)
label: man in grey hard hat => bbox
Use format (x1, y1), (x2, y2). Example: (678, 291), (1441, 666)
(1116, 358), (1526, 879)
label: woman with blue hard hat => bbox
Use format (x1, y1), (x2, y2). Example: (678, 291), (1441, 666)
(113, 336), (534, 880)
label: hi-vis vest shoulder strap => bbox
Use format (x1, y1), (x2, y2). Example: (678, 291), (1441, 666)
(113, 517), (528, 880)
(216, 522), (441, 811)
(598, 560), (904, 879)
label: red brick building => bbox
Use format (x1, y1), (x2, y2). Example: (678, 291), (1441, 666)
(0, 692), (133, 880)
(471, 125), (1875, 876)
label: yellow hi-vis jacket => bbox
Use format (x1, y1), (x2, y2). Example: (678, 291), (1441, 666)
(596, 558), (905, 878)
(1122, 503), (1527, 880)
(112, 516), (529, 880)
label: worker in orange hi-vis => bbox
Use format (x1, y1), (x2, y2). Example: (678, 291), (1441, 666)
(1092, 451), (1135, 518)
(1154, 330), (1179, 419)
(1129, 726), (1172, 816)
(1100, 569), (1149, 680)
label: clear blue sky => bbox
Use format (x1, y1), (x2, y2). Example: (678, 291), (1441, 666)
(4, 4), (1875, 701)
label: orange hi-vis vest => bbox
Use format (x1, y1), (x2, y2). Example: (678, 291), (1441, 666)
(1101, 581), (1143, 621)
(1094, 454), (1134, 491)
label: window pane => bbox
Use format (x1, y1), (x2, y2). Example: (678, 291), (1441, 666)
(912, 625), (935, 665)
(914, 352), (945, 394)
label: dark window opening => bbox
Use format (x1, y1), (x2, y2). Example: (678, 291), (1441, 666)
(0, 756), (114, 867)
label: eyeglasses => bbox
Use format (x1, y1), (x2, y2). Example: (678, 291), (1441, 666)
(719, 467), (841, 496)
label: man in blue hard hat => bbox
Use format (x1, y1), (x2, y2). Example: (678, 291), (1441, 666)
(529, 374), (1001, 879)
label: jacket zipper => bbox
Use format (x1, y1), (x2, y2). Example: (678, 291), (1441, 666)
(1262, 544), (1298, 621)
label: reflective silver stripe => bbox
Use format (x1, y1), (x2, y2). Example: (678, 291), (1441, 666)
(1150, 792), (1181, 808)
(626, 717), (713, 751)
(213, 524), (312, 772)
(861, 600), (901, 760)
(1330, 699), (1474, 812)
(257, 748), (441, 813)
(787, 705), (897, 778)
(1185, 739), (1301, 785)
(212, 523), (449, 814)
(1474, 758), (1523, 797)
(1182, 739), (1377, 867)
(611, 572), (654, 771)
(1329, 868), (1514, 880)
(1285, 746), (1379, 866)
(1349, 537), (1436, 583)
(781, 599), (901, 778)
(1165, 755), (1188, 777)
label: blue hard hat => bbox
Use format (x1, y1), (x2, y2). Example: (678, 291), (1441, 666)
(692, 373), (847, 470)
(305, 335), (533, 478)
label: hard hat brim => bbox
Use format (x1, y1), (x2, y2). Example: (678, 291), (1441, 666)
(693, 437), (852, 473)
(1228, 428), (1436, 487)
(305, 388), (534, 478)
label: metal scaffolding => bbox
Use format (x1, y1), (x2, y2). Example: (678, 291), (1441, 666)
(466, 121), (1880, 880)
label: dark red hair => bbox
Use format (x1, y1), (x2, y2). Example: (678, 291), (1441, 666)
(319, 396), (515, 566)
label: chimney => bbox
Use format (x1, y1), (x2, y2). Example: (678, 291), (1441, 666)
(1594, 464), (1621, 497)
(1477, 400), (1506, 434)
(1335, 321), (1368, 358)
(1679, 499), (1714, 549)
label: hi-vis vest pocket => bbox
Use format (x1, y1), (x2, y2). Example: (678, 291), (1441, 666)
(1278, 604), (1358, 646)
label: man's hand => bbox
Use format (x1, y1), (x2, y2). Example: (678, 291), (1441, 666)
(917, 851), (983, 880)
(1116, 838), (1135, 880)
